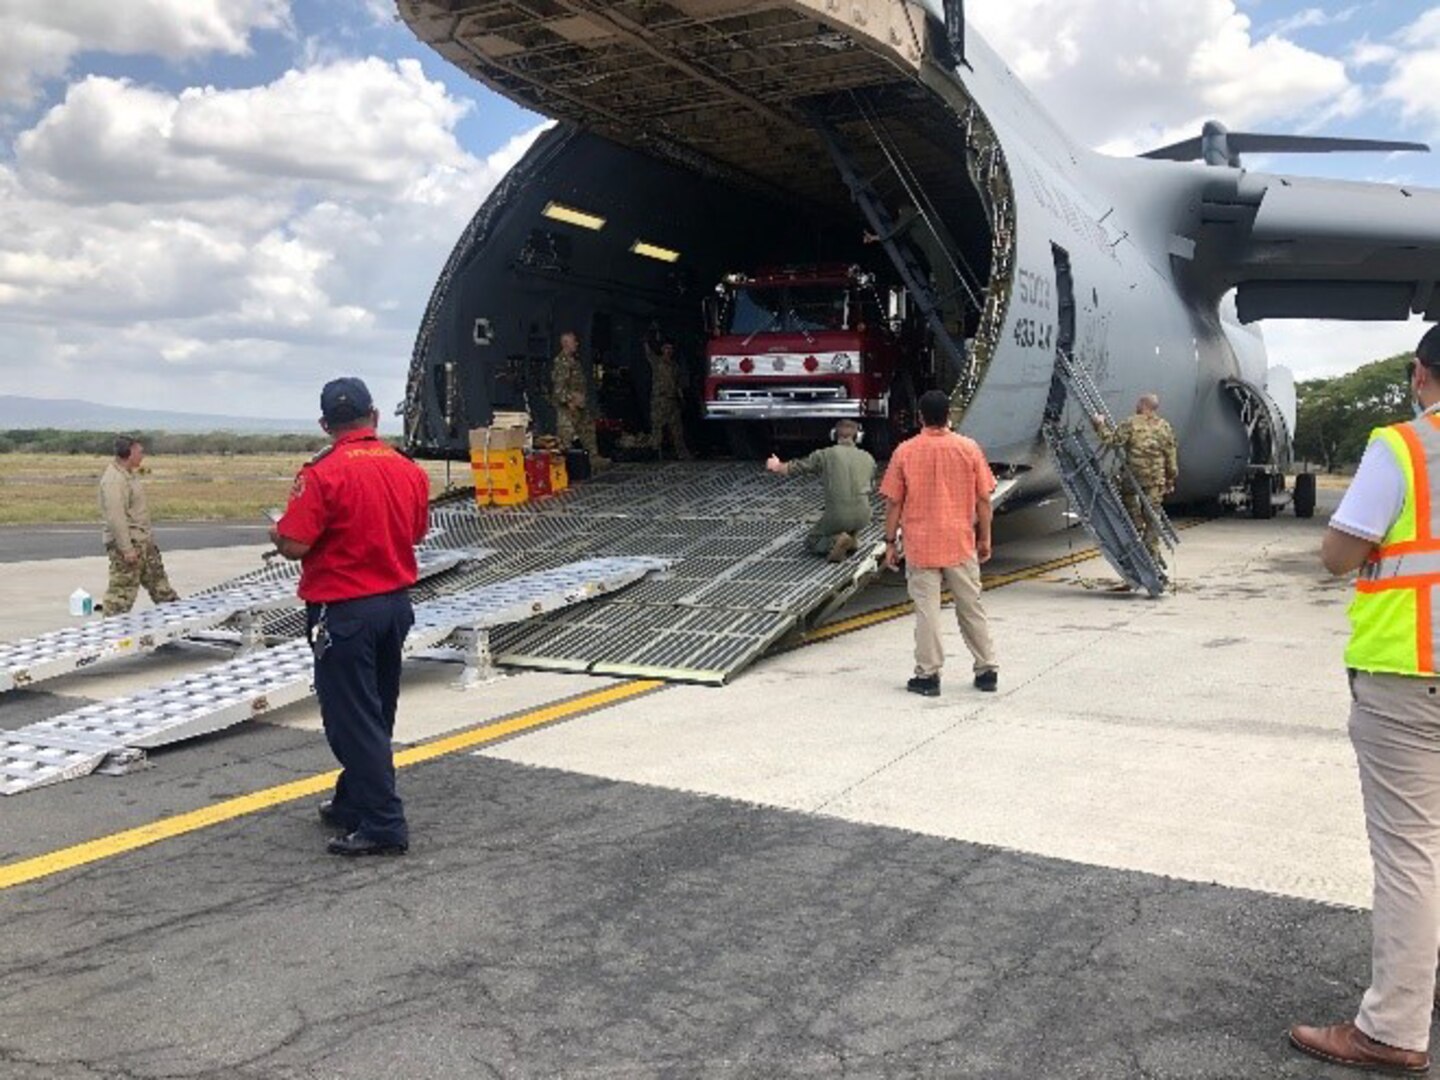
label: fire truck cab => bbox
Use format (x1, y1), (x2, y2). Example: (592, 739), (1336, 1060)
(703, 264), (917, 456)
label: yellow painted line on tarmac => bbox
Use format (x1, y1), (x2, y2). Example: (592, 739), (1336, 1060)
(0, 679), (664, 892)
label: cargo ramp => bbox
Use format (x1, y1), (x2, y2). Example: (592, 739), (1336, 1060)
(415, 463), (885, 684)
(0, 549), (474, 695)
(0, 558), (664, 796)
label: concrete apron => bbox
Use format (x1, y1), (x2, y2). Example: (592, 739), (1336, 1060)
(479, 512), (1372, 910)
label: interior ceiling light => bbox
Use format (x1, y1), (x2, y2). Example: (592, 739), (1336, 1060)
(542, 202), (606, 231)
(630, 240), (681, 263)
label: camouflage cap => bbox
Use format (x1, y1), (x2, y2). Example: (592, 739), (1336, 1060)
(320, 377), (374, 423)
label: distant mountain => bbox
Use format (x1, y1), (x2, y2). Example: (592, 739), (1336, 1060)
(0, 396), (314, 434)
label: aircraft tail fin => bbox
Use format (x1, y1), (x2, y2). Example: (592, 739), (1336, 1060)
(1142, 120), (1428, 168)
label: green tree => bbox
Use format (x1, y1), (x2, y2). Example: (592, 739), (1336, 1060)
(1295, 352), (1413, 471)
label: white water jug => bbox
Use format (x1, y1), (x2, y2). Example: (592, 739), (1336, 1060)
(69, 588), (93, 617)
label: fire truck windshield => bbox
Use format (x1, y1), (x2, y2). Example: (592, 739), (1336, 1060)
(727, 284), (847, 336)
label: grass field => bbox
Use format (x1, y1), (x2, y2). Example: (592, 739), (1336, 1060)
(0, 452), (1349, 527)
(0, 453), (470, 526)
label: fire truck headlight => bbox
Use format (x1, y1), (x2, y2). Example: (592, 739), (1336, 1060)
(709, 356), (730, 375)
(830, 352), (855, 373)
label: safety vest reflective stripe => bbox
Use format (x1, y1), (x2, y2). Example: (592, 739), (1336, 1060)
(1398, 422), (1440, 541)
(1360, 550), (1440, 584)
(1346, 412), (1440, 677)
(1357, 573), (1440, 593)
(1372, 537), (1440, 557)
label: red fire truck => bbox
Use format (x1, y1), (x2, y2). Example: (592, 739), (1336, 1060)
(703, 264), (920, 457)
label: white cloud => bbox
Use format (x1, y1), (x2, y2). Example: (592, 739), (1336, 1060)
(968, 0), (1355, 153)
(1262, 319), (1425, 381)
(362, 0), (397, 25)
(0, 0), (291, 106)
(1381, 9), (1440, 133)
(15, 59), (472, 203)
(0, 56), (545, 417)
(1350, 39), (1400, 69)
(1264, 6), (1360, 38)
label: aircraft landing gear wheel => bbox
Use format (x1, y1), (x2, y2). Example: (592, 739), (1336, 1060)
(1250, 472), (1276, 519)
(1293, 472), (1317, 519)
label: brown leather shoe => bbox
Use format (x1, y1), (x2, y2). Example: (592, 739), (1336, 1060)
(1289, 1022), (1429, 1074)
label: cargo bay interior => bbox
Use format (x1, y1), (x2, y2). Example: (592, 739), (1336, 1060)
(401, 0), (1008, 458)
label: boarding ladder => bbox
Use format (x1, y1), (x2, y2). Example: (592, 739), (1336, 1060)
(0, 557), (668, 796)
(1043, 350), (1178, 596)
(810, 113), (976, 392)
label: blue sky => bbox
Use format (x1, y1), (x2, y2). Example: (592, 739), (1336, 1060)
(0, 0), (1438, 419)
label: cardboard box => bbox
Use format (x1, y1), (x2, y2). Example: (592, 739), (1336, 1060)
(471, 447), (528, 506)
(469, 424), (527, 452)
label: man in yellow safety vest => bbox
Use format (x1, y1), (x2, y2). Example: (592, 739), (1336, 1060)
(1290, 325), (1440, 1075)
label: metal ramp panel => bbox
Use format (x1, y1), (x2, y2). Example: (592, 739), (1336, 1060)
(494, 604), (798, 683)
(0, 583), (303, 696)
(0, 557), (664, 795)
(0, 549), (478, 695)
(0, 738), (116, 797)
(420, 465), (887, 684)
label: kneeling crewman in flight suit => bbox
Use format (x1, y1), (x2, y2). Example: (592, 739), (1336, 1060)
(766, 419), (876, 561)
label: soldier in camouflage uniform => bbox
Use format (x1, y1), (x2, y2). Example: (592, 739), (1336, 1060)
(98, 435), (180, 615)
(647, 339), (691, 460)
(1093, 394), (1178, 563)
(766, 420), (876, 561)
(551, 331), (608, 466)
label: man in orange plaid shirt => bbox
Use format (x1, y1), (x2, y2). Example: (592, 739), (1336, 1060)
(879, 390), (999, 695)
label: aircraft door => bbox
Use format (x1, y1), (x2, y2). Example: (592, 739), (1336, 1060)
(1042, 244), (1075, 425)
(1054, 246), (1075, 359)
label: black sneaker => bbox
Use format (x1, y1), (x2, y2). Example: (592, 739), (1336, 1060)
(974, 670), (998, 692)
(906, 675), (940, 697)
(326, 831), (408, 857)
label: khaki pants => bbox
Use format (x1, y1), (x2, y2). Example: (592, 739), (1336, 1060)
(906, 561), (997, 678)
(1350, 670), (1440, 1052)
(103, 540), (179, 615)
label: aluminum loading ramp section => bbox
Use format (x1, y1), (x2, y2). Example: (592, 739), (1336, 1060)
(421, 464), (884, 684)
(0, 558), (665, 796)
(0, 549), (476, 695)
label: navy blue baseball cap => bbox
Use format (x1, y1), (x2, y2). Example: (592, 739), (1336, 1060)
(320, 377), (374, 423)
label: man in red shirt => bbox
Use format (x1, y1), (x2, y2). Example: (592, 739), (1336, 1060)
(879, 390), (999, 696)
(270, 377), (431, 856)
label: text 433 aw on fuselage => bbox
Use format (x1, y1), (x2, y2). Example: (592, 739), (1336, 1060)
(1013, 266), (1056, 352)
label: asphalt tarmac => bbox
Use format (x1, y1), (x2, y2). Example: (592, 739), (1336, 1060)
(0, 489), (1402, 1079)
(0, 523), (270, 562)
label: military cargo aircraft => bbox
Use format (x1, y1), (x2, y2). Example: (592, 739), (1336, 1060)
(396, 0), (1436, 516)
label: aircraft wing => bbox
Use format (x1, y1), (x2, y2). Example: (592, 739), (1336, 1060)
(1184, 170), (1440, 323)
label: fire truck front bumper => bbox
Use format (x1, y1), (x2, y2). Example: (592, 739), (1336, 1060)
(705, 386), (883, 421)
